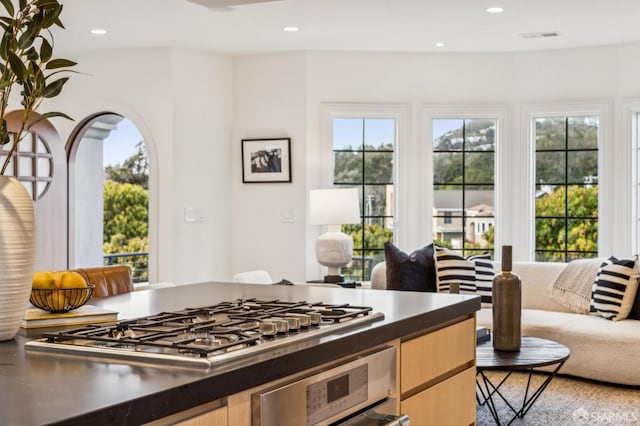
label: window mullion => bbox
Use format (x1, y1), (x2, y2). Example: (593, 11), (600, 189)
(564, 118), (569, 261)
(462, 121), (467, 255)
(361, 120), (366, 269)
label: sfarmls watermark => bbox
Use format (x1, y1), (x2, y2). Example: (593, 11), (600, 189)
(573, 407), (639, 424)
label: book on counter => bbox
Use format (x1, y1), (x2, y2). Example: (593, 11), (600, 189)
(21, 305), (118, 329)
(476, 326), (490, 344)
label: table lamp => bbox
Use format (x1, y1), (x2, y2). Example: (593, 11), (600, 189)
(309, 188), (361, 283)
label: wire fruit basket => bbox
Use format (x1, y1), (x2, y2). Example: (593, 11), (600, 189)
(30, 285), (95, 313)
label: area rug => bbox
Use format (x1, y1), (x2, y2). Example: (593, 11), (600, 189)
(476, 371), (640, 425)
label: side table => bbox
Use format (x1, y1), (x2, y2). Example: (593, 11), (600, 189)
(476, 336), (570, 425)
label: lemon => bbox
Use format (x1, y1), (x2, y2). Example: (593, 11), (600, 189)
(59, 271), (88, 289)
(52, 271), (62, 288)
(32, 271), (56, 289)
(46, 291), (68, 311)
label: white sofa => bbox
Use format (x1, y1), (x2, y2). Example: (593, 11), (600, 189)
(371, 261), (640, 386)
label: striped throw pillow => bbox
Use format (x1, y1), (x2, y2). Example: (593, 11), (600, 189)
(471, 253), (495, 306)
(435, 247), (495, 306)
(590, 256), (639, 321)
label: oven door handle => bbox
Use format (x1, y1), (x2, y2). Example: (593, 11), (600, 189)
(367, 413), (409, 426)
(337, 412), (410, 426)
(335, 397), (410, 426)
(388, 414), (410, 426)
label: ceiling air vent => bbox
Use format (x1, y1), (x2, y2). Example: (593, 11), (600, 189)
(185, 0), (284, 8)
(520, 31), (560, 39)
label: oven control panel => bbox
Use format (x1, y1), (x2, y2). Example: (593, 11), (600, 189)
(306, 364), (368, 425)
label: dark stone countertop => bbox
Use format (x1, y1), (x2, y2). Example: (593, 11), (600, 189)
(0, 282), (480, 426)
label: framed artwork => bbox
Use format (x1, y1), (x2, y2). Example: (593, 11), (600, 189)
(241, 138), (292, 183)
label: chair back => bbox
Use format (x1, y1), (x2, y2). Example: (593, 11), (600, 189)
(71, 265), (134, 298)
(232, 270), (273, 284)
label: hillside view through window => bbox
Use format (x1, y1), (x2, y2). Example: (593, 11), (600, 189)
(432, 118), (496, 257)
(535, 116), (598, 261)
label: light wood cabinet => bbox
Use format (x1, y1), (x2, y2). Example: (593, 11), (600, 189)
(173, 406), (227, 426)
(145, 400), (227, 426)
(400, 317), (476, 425)
(401, 366), (476, 426)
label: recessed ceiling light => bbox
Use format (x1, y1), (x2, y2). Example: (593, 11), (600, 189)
(91, 29), (107, 35)
(283, 26), (299, 32)
(486, 7), (504, 14)
(436, 42), (445, 48)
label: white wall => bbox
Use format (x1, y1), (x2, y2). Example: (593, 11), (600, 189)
(231, 52), (308, 282)
(73, 135), (104, 267)
(232, 42), (640, 279)
(169, 49), (233, 285)
(45, 47), (233, 284)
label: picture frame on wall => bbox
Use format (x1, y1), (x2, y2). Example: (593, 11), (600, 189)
(241, 138), (292, 183)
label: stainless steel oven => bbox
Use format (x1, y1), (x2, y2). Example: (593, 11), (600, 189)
(252, 346), (409, 426)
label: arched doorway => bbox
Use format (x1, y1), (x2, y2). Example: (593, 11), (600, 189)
(67, 112), (150, 283)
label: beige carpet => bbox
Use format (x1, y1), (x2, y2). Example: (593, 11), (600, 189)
(476, 371), (640, 425)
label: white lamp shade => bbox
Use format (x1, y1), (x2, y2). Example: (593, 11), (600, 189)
(309, 188), (360, 225)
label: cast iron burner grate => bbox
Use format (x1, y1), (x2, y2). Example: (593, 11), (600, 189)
(26, 298), (383, 368)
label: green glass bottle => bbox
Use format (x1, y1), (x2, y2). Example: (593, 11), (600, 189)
(492, 245), (521, 351)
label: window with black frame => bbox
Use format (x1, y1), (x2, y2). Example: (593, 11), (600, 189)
(432, 118), (496, 257)
(534, 116), (599, 262)
(636, 111), (640, 254)
(332, 117), (395, 282)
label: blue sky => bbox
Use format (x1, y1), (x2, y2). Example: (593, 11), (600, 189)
(103, 118), (143, 167)
(333, 118), (395, 149)
(332, 117), (463, 149)
(433, 119), (463, 139)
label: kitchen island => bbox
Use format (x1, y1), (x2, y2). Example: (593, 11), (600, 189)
(0, 282), (480, 425)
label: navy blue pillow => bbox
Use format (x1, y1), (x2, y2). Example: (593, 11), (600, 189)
(628, 284), (640, 320)
(384, 242), (437, 292)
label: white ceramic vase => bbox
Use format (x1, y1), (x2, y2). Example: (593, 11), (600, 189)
(0, 176), (35, 341)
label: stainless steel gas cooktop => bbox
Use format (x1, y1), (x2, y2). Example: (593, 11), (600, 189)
(25, 298), (384, 369)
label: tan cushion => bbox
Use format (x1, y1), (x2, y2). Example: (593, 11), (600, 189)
(478, 307), (640, 385)
(71, 265), (133, 298)
(492, 261), (571, 313)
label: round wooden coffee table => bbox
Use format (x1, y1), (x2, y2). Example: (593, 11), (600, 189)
(476, 336), (570, 426)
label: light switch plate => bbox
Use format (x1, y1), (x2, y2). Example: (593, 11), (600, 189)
(282, 207), (295, 223)
(185, 207), (205, 222)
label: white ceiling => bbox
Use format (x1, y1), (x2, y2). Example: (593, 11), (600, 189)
(53, 0), (640, 56)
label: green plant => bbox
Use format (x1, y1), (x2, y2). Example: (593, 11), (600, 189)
(103, 180), (149, 242)
(535, 185), (598, 261)
(105, 141), (149, 189)
(0, 0), (76, 175)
